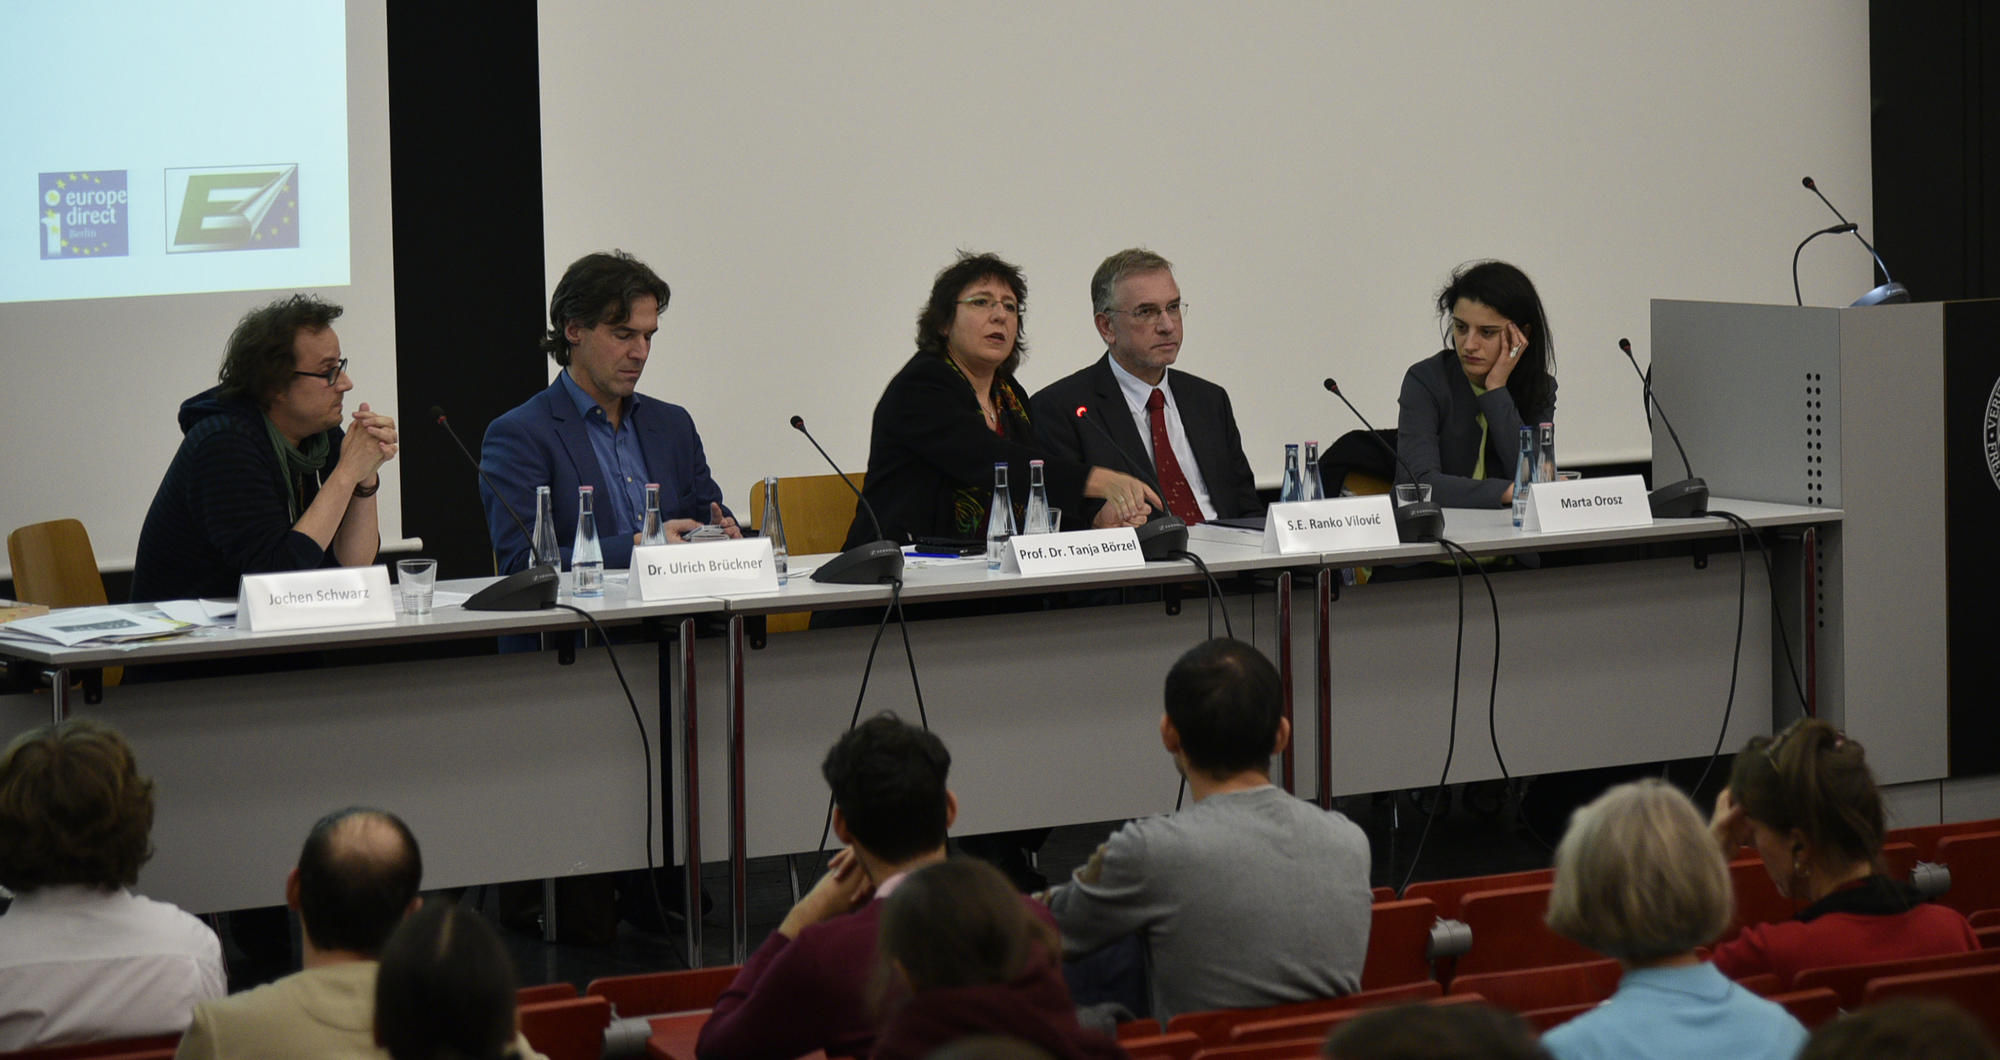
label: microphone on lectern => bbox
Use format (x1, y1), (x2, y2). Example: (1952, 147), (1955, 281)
(788, 415), (903, 585)
(1069, 405), (1188, 561)
(1799, 176), (1910, 306)
(1615, 340), (1709, 517)
(431, 405), (558, 610)
(1320, 379), (1442, 542)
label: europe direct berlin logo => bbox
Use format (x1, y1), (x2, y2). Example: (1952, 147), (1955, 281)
(40, 171), (130, 259)
(166, 164), (299, 253)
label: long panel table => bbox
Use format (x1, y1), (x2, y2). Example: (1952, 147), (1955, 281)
(687, 497), (1839, 961)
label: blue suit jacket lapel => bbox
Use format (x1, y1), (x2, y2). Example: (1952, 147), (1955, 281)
(548, 381), (613, 499)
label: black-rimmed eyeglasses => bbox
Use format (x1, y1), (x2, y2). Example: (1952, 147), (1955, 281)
(294, 358), (348, 386)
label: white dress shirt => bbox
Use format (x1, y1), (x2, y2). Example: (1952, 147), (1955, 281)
(0, 885), (226, 1049)
(1108, 356), (1217, 521)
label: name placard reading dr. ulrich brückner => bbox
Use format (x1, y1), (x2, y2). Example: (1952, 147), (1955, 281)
(632, 538), (780, 600)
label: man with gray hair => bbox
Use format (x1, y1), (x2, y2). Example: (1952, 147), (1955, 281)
(1031, 248), (1259, 525)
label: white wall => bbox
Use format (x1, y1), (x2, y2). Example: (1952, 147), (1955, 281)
(537, 1), (1875, 510)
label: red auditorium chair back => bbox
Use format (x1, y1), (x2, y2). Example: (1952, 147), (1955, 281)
(1228, 990), (1486, 1046)
(1767, 987), (1842, 1030)
(1165, 981), (1440, 1046)
(1445, 957), (1623, 1013)
(1403, 867), (1553, 921)
(1361, 898), (1438, 990)
(1933, 831), (2000, 916)
(1118, 1030), (1205, 1060)
(1792, 947), (2000, 1008)
(1861, 965), (2000, 1042)
(517, 982), (579, 1005)
(0, 1035), (180, 1060)
(1886, 817), (2000, 862)
(1449, 884), (1598, 979)
(518, 994), (612, 1060)
(585, 964), (740, 1017)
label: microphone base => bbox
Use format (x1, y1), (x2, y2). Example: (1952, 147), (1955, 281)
(811, 541), (905, 585)
(1135, 515), (1189, 560)
(1852, 282), (1910, 306)
(1648, 478), (1710, 518)
(1394, 501), (1444, 543)
(464, 564), (560, 611)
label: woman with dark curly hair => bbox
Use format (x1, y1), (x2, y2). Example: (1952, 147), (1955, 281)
(0, 720), (224, 1048)
(1395, 260), (1557, 508)
(1708, 718), (1976, 986)
(842, 251), (1160, 550)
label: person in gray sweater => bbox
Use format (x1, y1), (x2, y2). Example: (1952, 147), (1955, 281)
(1042, 638), (1374, 1021)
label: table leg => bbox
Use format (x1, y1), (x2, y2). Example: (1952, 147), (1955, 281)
(727, 614), (748, 964)
(1278, 571), (1294, 794)
(679, 617), (701, 968)
(1316, 568), (1333, 811)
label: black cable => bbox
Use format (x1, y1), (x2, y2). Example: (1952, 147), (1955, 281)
(812, 579), (906, 873)
(552, 603), (680, 964)
(891, 582), (929, 729)
(1396, 538), (1467, 897)
(1689, 514), (1751, 797)
(1169, 550), (1233, 640)
(1713, 513), (1812, 716)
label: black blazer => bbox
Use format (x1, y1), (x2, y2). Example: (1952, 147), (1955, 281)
(1395, 348), (1556, 508)
(1029, 353), (1262, 520)
(844, 353), (1089, 549)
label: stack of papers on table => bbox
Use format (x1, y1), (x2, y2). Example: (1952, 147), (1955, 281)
(0, 606), (194, 647)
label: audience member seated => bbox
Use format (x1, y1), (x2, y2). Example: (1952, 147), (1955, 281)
(1322, 1002), (1551, 1060)
(1709, 719), (1976, 985)
(1043, 638), (1372, 1020)
(872, 859), (1124, 1060)
(700, 713), (1050, 1060)
(1798, 998), (1999, 1060)
(374, 903), (540, 1060)
(176, 807), (437, 1060)
(1541, 779), (1806, 1060)
(0, 720), (225, 1049)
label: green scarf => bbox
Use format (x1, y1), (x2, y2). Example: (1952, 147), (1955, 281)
(264, 414), (331, 521)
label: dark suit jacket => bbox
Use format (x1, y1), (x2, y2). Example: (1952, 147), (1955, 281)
(478, 377), (732, 572)
(1030, 353), (1261, 520)
(844, 353), (1088, 549)
(1394, 348), (1556, 508)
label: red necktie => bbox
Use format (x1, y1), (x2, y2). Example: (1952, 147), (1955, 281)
(1146, 388), (1204, 524)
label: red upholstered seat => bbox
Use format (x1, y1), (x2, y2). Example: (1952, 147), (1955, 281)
(1446, 957), (1623, 1013)
(1361, 898), (1439, 990)
(1862, 965), (2000, 1042)
(1450, 884), (1598, 979)
(1792, 947), (2000, 1008)
(1166, 981), (1440, 1046)
(1403, 868), (1554, 921)
(1934, 832), (2000, 916)
(587, 965), (741, 1018)
(518, 995), (613, 1060)
(1886, 818), (2000, 862)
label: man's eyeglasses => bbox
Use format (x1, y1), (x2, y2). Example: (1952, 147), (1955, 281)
(1104, 302), (1187, 324)
(294, 358), (348, 387)
(958, 295), (1023, 317)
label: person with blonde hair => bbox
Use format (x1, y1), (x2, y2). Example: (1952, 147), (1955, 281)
(1541, 779), (1805, 1060)
(1709, 719), (1974, 985)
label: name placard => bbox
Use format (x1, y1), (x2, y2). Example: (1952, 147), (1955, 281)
(1004, 528), (1145, 575)
(1262, 496), (1400, 554)
(238, 566), (395, 632)
(1522, 475), (1653, 533)
(632, 538), (780, 600)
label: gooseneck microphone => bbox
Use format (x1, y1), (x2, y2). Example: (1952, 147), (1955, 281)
(1070, 405), (1188, 560)
(1615, 341), (1709, 517)
(1799, 176), (1910, 306)
(1792, 223), (1858, 306)
(1320, 379), (1442, 542)
(788, 415), (903, 585)
(431, 406), (558, 610)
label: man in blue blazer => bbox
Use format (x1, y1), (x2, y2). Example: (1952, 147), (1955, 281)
(480, 250), (738, 574)
(1032, 248), (1260, 524)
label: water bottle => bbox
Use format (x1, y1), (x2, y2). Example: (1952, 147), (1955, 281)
(1512, 426), (1533, 527)
(531, 485), (561, 569)
(1279, 443), (1303, 503)
(640, 482), (667, 547)
(573, 485), (604, 597)
(1536, 422), (1557, 483)
(1023, 459), (1052, 534)
(1303, 440), (1324, 501)
(761, 475), (788, 586)
(985, 462), (1015, 572)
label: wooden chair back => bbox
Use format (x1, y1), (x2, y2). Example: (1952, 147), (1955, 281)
(747, 474), (864, 633)
(7, 518), (120, 686)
